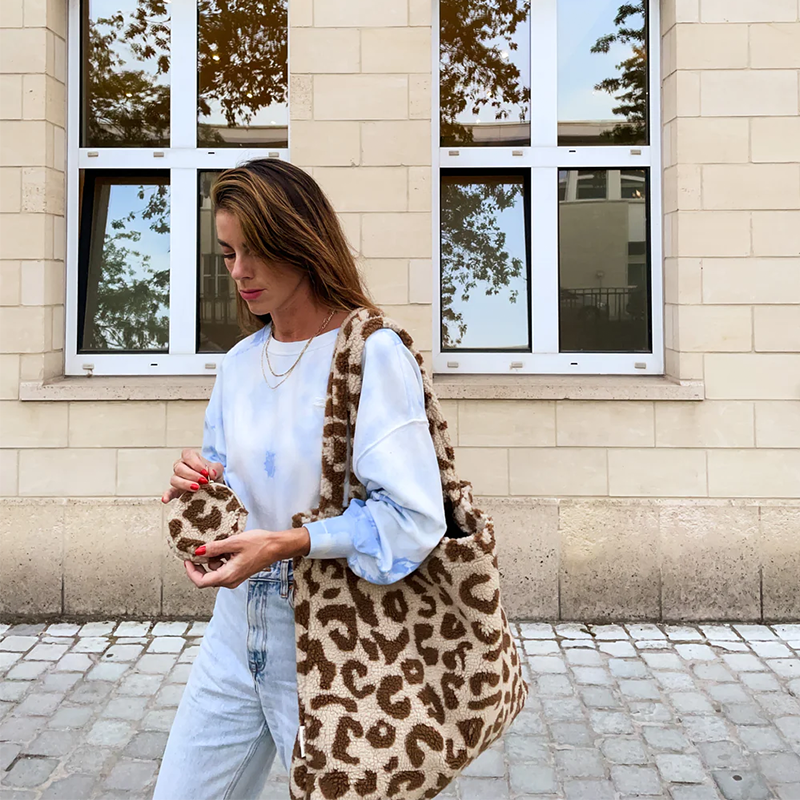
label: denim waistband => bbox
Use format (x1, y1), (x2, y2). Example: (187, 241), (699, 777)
(249, 558), (294, 583)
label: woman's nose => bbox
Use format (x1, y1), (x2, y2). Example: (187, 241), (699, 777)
(228, 256), (252, 281)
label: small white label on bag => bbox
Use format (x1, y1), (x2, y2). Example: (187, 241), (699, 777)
(298, 725), (306, 757)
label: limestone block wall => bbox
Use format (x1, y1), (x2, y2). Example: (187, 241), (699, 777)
(0, 0), (798, 621)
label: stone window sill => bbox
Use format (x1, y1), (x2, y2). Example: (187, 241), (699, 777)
(21, 374), (704, 402)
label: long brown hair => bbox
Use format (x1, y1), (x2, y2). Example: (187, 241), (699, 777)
(211, 158), (376, 335)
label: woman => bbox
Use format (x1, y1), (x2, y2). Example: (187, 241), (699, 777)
(153, 159), (446, 800)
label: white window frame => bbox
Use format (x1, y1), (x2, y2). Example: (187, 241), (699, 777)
(431, 0), (663, 376)
(65, 0), (290, 376)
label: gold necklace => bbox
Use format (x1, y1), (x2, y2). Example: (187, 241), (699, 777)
(261, 309), (336, 390)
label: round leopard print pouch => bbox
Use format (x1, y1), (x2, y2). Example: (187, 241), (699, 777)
(166, 481), (248, 564)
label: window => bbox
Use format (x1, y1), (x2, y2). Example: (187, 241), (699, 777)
(67, 0), (288, 375)
(435, 0), (662, 375)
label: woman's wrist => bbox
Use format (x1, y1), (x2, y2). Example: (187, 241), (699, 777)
(271, 526), (311, 560)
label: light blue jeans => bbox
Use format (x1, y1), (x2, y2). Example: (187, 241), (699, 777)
(153, 559), (298, 800)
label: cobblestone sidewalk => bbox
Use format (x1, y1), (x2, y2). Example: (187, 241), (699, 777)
(1, 621), (800, 799)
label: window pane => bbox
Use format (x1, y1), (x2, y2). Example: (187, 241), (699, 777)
(198, 1), (288, 148)
(559, 168), (650, 352)
(198, 172), (241, 352)
(441, 172), (530, 350)
(558, 0), (647, 146)
(82, 0), (170, 147)
(440, 0), (531, 148)
(78, 172), (170, 352)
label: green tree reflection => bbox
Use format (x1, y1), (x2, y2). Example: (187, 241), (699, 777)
(441, 180), (525, 347)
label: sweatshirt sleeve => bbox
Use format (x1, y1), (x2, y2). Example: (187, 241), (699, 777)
(200, 358), (227, 479)
(303, 328), (446, 584)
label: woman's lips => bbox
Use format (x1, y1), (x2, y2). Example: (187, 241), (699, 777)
(239, 289), (264, 300)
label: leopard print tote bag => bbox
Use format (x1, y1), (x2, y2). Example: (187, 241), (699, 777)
(288, 307), (529, 800)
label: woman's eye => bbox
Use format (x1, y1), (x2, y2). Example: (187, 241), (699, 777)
(222, 253), (235, 261)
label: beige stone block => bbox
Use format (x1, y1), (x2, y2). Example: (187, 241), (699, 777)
(701, 0), (797, 22)
(361, 121), (431, 166)
(381, 302), (432, 350)
(22, 74), (65, 126)
(0, 75), (22, 119)
(0, 305), (47, 352)
(661, 504), (759, 620)
(117, 447), (182, 497)
(560, 501), (660, 620)
(676, 23), (748, 69)
(19, 447), (116, 496)
(409, 75), (431, 119)
(752, 212), (800, 257)
(0, 261), (20, 305)
(664, 258), (702, 304)
(23, 0), (67, 37)
(762, 506), (800, 619)
(676, 305), (752, 352)
(161, 542), (218, 617)
(0, 121), (48, 167)
(0, 27), (47, 72)
(756, 402), (800, 448)
(752, 117), (800, 163)
(663, 70), (700, 121)
(755, 305), (800, 352)
(21, 166), (64, 214)
(705, 354), (800, 400)
(656, 401), (754, 448)
(0, 399), (67, 446)
(702, 258), (800, 304)
(361, 28), (431, 73)
(0, 449), (18, 495)
(556, 401), (654, 447)
(608, 449), (707, 497)
(360, 258), (408, 304)
(20, 259), (63, 305)
(662, 25), (676, 77)
(459, 400), (555, 448)
(290, 0), (313, 26)
(676, 211), (750, 257)
(750, 23), (800, 69)
(0, 168), (21, 213)
(166, 400), (206, 448)
(453, 447), (508, 495)
(337, 212), (360, 254)
(663, 164), (701, 212)
(675, 117), (749, 164)
(438, 398), (458, 443)
(290, 121), (359, 166)
(362, 212), (430, 258)
(408, 258), (432, 304)
(701, 70), (798, 117)
(313, 0), (407, 27)
(408, 166), (430, 212)
(665, 349), (705, 382)
(708, 449), (800, 498)
(0, 500), (63, 615)
(63, 500), (161, 616)
(315, 167), (407, 212)
(314, 75), (408, 121)
(289, 74), (312, 120)
(50, 304), (62, 351)
(0, 353), (19, 399)
(69, 401), (166, 448)
(484, 498), (559, 619)
(409, 0), (432, 25)
(290, 28), (360, 73)
(510, 448), (607, 497)
(0, 213), (49, 260)
(703, 164), (800, 211)
(0, 0), (23, 26)
(19, 349), (62, 382)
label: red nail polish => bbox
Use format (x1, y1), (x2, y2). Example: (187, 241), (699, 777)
(198, 477), (208, 484)
(210, 469), (217, 479)
(191, 483), (199, 490)
(201, 468), (208, 477)
(195, 545), (206, 556)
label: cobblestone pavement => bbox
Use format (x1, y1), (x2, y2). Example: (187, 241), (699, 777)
(2, 622), (800, 800)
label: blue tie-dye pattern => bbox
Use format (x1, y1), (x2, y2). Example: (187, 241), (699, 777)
(200, 326), (446, 585)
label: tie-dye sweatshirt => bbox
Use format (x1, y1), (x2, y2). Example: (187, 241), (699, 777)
(201, 323), (446, 585)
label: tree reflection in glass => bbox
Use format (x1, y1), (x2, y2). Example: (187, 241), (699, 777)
(440, 0), (531, 147)
(440, 173), (529, 350)
(80, 174), (170, 352)
(558, 0), (647, 145)
(82, 0), (170, 147)
(198, 0), (288, 147)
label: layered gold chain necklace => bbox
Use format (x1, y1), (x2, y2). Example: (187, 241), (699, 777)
(261, 309), (336, 390)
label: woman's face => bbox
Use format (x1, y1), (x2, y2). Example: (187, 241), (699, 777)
(215, 209), (306, 315)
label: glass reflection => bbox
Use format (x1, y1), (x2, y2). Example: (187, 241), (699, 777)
(79, 172), (170, 352)
(198, 172), (242, 352)
(558, 0), (647, 145)
(198, 0), (288, 148)
(440, 0), (531, 148)
(558, 168), (650, 352)
(441, 172), (530, 350)
(82, 0), (170, 147)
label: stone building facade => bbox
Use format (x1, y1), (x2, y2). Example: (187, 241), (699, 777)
(0, 0), (798, 621)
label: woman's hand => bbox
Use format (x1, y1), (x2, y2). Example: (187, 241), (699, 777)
(184, 527), (311, 590)
(161, 448), (224, 504)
